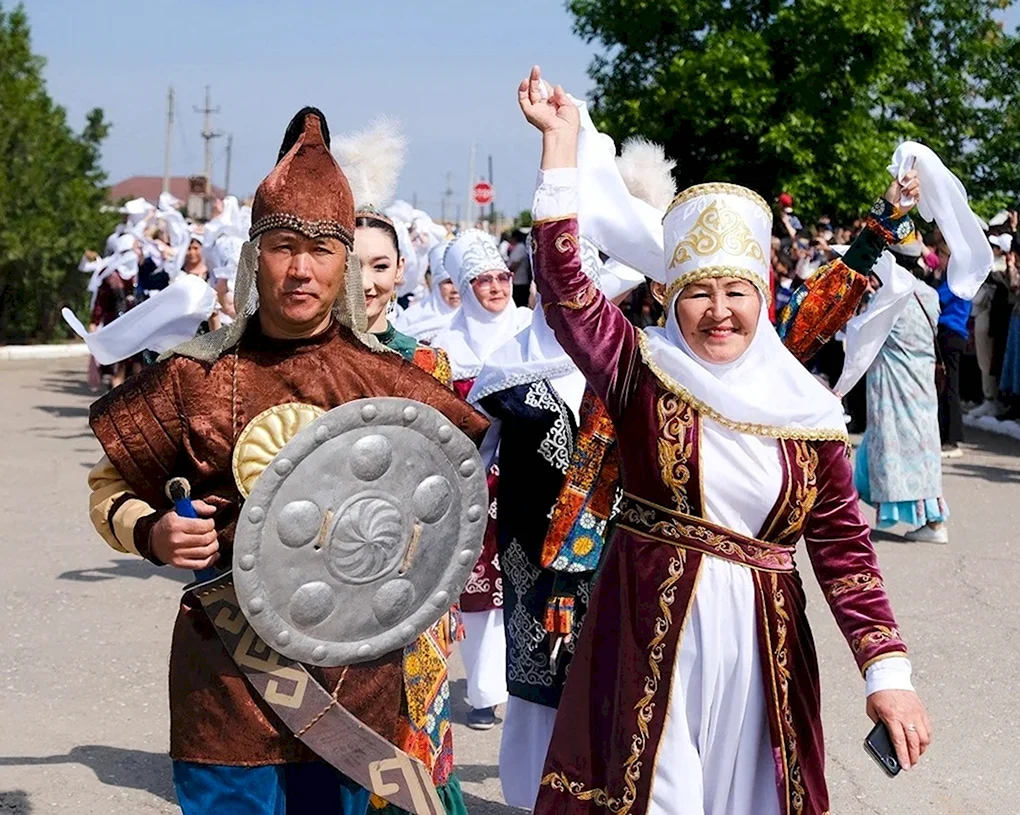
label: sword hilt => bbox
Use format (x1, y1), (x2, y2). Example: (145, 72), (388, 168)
(165, 477), (218, 582)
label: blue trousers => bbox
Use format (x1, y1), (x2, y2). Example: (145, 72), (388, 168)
(173, 760), (371, 815)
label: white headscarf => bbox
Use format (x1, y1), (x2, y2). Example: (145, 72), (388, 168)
(642, 293), (848, 441)
(397, 240), (459, 342)
(431, 229), (531, 380)
(467, 237), (606, 408)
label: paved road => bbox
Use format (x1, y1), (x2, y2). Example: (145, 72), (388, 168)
(1, 358), (1017, 814)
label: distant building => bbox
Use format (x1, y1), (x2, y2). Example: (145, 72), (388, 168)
(108, 176), (226, 205)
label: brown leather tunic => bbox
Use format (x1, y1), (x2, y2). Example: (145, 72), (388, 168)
(90, 318), (489, 765)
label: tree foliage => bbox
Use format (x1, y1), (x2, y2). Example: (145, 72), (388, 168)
(0, 3), (115, 342)
(568, 0), (1020, 222)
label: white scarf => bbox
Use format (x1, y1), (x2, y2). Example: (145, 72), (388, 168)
(888, 142), (992, 300)
(433, 288), (531, 381)
(641, 292), (848, 441)
(397, 242), (459, 343)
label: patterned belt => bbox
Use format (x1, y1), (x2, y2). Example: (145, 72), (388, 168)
(615, 492), (796, 573)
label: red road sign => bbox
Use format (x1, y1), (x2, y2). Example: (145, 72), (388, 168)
(472, 180), (494, 206)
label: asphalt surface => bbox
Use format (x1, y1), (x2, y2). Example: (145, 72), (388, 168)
(1, 358), (1017, 814)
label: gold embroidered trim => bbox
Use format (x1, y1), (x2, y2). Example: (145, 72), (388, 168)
(532, 213), (578, 227)
(232, 402), (325, 498)
(655, 393), (695, 514)
(616, 493), (796, 573)
(775, 441), (819, 543)
(539, 551), (690, 814)
(636, 332), (849, 442)
(549, 279), (598, 311)
(852, 625), (901, 655)
(859, 650), (909, 675)
(826, 572), (884, 601)
(664, 267), (771, 306)
(555, 232), (579, 253)
(771, 573), (806, 814)
(757, 573), (790, 812)
(663, 182), (770, 221)
(539, 772), (625, 812)
(668, 201), (766, 269)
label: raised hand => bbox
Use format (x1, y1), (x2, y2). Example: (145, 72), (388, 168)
(518, 65), (580, 169)
(884, 168), (921, 214)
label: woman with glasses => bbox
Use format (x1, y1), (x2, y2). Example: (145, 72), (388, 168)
(432, 229), (533, 730)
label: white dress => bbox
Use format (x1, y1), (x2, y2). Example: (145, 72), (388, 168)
(648, 421), (782, 815)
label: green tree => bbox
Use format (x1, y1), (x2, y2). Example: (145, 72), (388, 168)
(568, 0), (1020, 222)
(0, 3), (115, 342)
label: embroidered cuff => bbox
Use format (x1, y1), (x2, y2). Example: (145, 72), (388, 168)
(864, 656), (914, 695)
(842, 199), (914, 275)
(533, 168), (579, 222)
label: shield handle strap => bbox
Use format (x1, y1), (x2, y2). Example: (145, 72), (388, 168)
(185, 571), (446, 815)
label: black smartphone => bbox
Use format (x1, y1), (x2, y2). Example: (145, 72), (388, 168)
(863, 721), (901, 778)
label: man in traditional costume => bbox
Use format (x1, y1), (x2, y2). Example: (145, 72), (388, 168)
(519, 67), (930, 815)
(86, 107), (488, 814)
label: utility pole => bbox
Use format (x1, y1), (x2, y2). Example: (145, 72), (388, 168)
(162, 86), (174, 195)
(487, 153), (495, 228)
(465, 143), (477, 228)
(441, 171), (454, 224)
(194, 85), (222, 219)
(224, 133), (233, 196)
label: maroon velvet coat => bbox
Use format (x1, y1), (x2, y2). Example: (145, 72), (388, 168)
(529, 218), (908, 815)
(89, 319), (488, 766)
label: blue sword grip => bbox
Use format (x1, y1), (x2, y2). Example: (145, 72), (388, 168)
(172, 496), (218, 582)
(173, 497), (198, 519)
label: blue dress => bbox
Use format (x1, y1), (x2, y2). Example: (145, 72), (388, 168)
(855, 280), (949, 528)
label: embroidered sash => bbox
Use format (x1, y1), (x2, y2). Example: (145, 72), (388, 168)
(616, 492), (795, 573)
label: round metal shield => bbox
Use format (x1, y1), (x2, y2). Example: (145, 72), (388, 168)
(233, 397), (488, 667)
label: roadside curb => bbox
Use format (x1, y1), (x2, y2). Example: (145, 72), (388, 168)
(964, 412), (1020, 441)
(0, 343), (90, 361)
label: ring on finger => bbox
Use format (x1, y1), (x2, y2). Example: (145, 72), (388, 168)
(906, 724), (917, 732)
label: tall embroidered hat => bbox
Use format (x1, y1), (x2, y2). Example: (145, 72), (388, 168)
(250, 107), (356, 248)
(661, 183), (772, 303)
(443, 228), (509, 287)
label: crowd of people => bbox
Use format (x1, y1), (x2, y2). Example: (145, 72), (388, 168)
(75, 64), (1008, 815)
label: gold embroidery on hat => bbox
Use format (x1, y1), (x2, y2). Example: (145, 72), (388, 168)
(668, 202), (765, 269)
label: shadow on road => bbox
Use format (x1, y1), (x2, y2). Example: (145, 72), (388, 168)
(948, 461), (1020, 484)
(456, 764), (499, 784)
(58, 558), (190, 585)
(34, 404), (91, 419)
(0, 790), (31, 813)
(36, 371), (100, 400)
(462, 792), (518, 814)
(0, 746), (175, 805)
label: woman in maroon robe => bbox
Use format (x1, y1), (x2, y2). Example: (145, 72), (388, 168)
(518, 67), (931, 815)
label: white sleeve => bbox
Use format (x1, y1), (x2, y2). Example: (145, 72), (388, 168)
(532, 168), (579, 222)
(864, 656), (914, 696)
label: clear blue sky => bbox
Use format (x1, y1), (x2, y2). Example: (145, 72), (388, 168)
(18, 0), (1020, 220)
(20, 0), (598, 219)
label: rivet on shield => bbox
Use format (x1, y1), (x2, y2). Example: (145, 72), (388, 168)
(437, 425), (453, 443)
(248, 596), (264, 614)
(459, 460), (477, 477)
(457, 548), (475, 565)
(312, 646), (327, 662)
(402, 405), (418, 424)
(239, 554), (256, 571)
(432, 590), (450, 607)
(357, 643), (372, 658)
(360, 404), (378, 422)
(248, 507), (265, 524)
(466, 504), (484, 522)
(314, 425), (330, 443)
(276, 631), (291, 647)
(274, 458), (294, 475)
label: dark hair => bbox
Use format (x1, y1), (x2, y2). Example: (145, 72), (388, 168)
(277, 106), (330, 163)
(355, 214), (401, 258)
